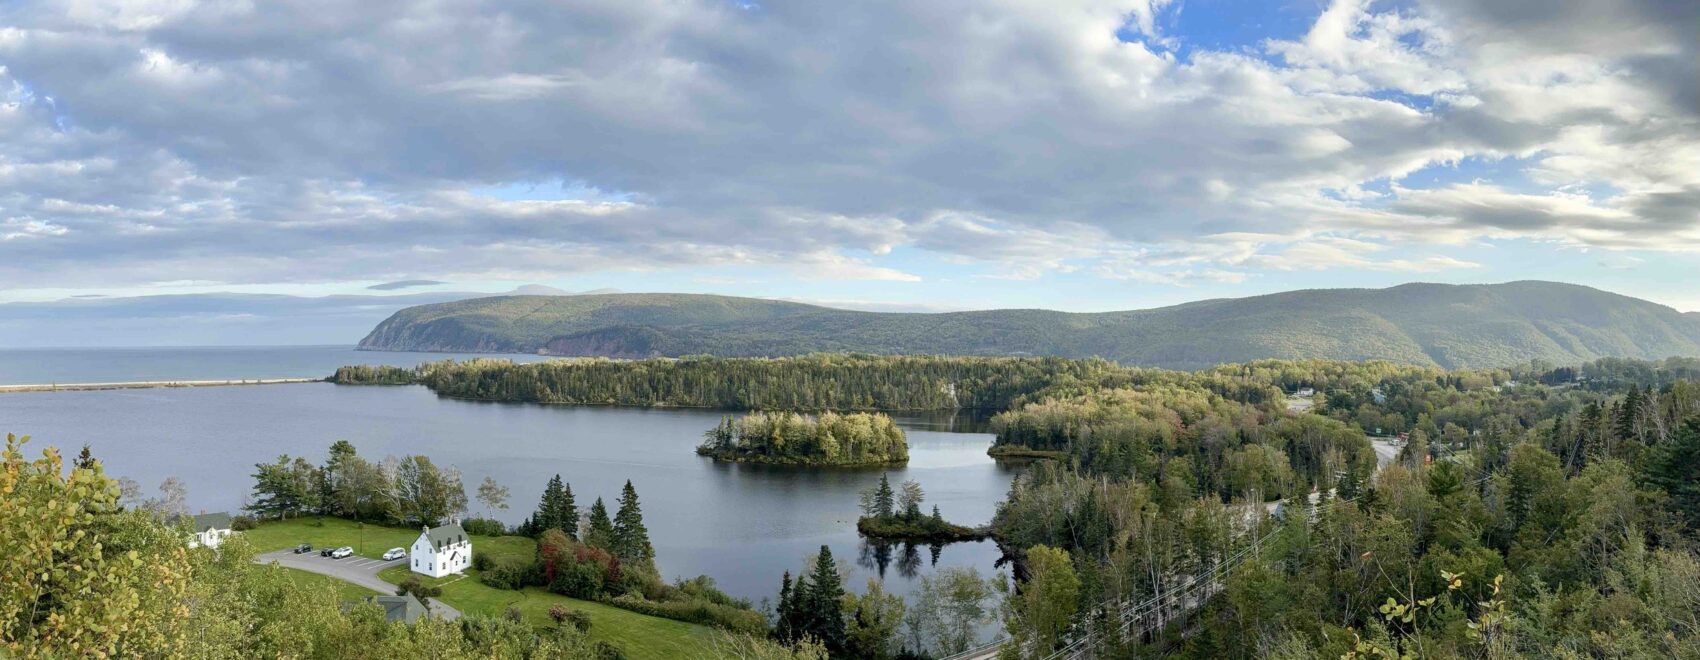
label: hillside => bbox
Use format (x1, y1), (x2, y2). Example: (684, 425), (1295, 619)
(356, 281), (1700, 369)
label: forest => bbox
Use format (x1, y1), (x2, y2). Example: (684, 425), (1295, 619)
(984, 357), (1700, 658)
(697, 412), (909, 466)
(333, 353), (1130, 410)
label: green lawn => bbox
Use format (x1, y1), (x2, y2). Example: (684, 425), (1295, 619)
(278, 566), (384, 601)
(377, 564), (715, 659)
(246, 518), (717, 660)
(244, 516), (425, 559)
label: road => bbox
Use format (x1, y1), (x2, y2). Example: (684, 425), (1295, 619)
(1369, 436), (1401, 470)
(256, 549), (462, 620)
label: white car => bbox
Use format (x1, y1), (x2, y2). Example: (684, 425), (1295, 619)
(381, 548), (407, 561)
(329, 546), (354, 559)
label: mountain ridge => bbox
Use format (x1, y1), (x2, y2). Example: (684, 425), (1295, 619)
(356, 281), (1700, 369)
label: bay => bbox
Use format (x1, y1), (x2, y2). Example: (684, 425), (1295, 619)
(0, 345), (548, 385)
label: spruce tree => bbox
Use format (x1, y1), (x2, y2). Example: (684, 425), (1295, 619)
(612, 480), (654, 568)
(585, 497), (616, 549)
(73, 445), (96, 471)
(774, 571), (799, 643)
(1650, 418), (1700, 532)
(801, 545), (847, 654)
(874, 473), (895, 519)
(532, 475), (578, 538)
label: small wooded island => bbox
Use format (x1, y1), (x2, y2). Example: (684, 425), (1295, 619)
(855, 474), (986, 542)
(696, 411), (909, 466)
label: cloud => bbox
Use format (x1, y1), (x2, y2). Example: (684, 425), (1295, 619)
(367, 279), (447, 291)
(0, 0), (1693, 292)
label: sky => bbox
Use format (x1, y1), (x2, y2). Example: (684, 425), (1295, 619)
(1, 0), (1697, 314)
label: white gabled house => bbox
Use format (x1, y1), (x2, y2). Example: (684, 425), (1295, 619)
(175, 512), (234, 549)
(410, 522), (472, 578)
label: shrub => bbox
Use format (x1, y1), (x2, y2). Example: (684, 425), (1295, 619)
(607, 594), (767, 636)
(230, 515), (258, 531)
(548, 605), (592, 632)
(479, 559), (536, 591)
(551, 560), (608, 600)
(396, 575), (442, 600)
(461, 516), (507, 537)
(472, 551), (492, 571)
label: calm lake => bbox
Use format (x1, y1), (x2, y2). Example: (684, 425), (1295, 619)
(0, 369), (1016, 608)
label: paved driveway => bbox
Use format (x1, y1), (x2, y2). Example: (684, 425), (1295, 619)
(257, 549), (463, 620)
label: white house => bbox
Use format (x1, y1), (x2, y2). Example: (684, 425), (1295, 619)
(179, 512), (234, 549)
(410, 522), (472, 578)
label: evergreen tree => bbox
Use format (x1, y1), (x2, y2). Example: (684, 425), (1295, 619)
(584, 497), (616, 550)
(1649, 417), (1700, 532)
(612, 480), (654, 568)
(800, 545), (847, 654)
(73, 444), (96, 470)
(531, 475), (578, 538)
(874, 473), (895, 518)
(1615, 386), (1644, 444)
(773, 571), (800, 644)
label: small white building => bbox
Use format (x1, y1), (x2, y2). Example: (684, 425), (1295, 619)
(180, 512), (234, 549)
(410, 522), (472, 578)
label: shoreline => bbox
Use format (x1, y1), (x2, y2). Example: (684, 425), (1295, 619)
(0, 377), (324, 394)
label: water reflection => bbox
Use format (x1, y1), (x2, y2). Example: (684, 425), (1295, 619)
(859, 538), (974, 579)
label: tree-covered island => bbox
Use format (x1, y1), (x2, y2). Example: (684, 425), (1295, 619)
(696, 411), (909, 466)
(854, 474), (986, 542)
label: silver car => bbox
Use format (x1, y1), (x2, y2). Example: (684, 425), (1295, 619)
(381, 547), (407, 561)
(329, 546), (354, 559)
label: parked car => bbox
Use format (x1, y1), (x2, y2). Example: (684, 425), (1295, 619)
(329, 546), (354, 559)
(292, 543), (313, 554)
(381, 548), (407, 561)
(319, 547), (334, 556)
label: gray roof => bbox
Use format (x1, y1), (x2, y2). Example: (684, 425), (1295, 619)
(422, 523), (468, 550)
(370, 595), (428, 624)
(172, 512), (232, 533)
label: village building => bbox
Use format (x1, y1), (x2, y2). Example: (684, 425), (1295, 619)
(176, 512), (234, 549)
(410, 522), (472, 578)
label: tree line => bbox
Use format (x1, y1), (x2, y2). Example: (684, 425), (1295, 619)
(247, 440), (470, 527)
(334, 353), (1135, 410)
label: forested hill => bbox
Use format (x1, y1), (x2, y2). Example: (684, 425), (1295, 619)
(356, 281), (1700, 369)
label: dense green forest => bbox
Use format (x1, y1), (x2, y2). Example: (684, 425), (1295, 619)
(355, 282), (1700, 369)
(697, 412), (909, 466)
(335, 353), (1130, 410)
(982, 358), (1700, 658)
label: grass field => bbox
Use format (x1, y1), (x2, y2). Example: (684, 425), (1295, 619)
(246, 517), (717, 660)
(277, 566), (385, 600)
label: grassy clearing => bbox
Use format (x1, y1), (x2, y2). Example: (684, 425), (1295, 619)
(247, 517), (716, 660)
(378, 564), (715, 660)
(277, 566), (384, 601)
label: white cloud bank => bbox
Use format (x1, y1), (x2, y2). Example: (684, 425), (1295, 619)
(0, 0), (1693, 289)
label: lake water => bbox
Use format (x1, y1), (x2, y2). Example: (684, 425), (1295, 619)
(0, 377), (1016, 608)
(0, 345), (549, 385)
